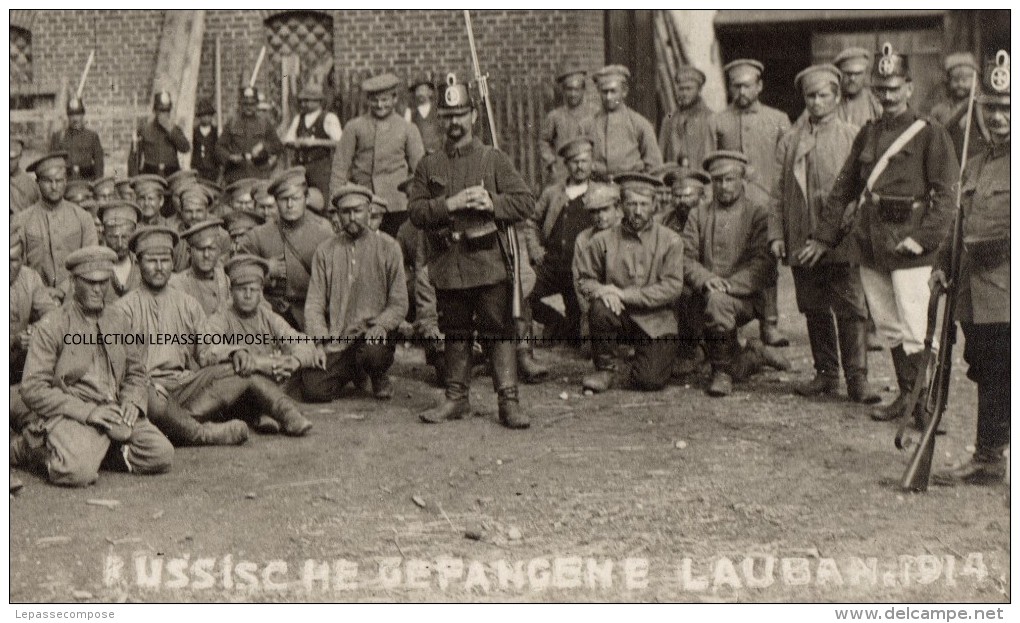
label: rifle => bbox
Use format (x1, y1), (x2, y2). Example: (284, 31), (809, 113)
(896, 71), (979, 492)
(76, 50), (95, 100)
(463, 9), (524, 320)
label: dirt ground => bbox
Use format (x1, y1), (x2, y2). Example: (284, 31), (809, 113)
(8, 269), (1011, 603)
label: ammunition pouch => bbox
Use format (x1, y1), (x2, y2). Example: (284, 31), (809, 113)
(964, 237), (1010, 270)
(868, 193), (926, 224)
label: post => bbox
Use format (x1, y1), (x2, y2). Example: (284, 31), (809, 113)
(215, 36), (223, 135)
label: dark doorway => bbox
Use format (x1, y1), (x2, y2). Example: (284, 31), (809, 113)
(716, 24), (813, 121)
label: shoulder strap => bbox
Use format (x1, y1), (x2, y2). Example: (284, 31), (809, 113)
(864, 119), (927, 194)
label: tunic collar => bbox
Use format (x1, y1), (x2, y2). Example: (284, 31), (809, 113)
(445, 137), (483, 158)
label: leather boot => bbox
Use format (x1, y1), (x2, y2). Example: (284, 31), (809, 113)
(491, 339), (529, 429)
(871, 345), (910, 421)
(248, 375), (313, 436)
(760, 285), (789, 347)
(371, 373), (394, 400)
(419, 337), (472, 423)
(932, 447), (1007, 486)
(905, 351), (930, 431)
(516, 320), (549, 384)
(10, 470), (24, 494)
(254, 415), (281, 435)
(706, 331), (735, 397)
(796, 312), (839, 396)
(838, 316), (880, 404)
(866, 317), (884, 351)
(155, 393), (249, 446)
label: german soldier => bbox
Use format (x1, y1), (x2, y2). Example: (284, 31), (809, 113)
(932, 51), (1010, 486)
(50, 97), (103, 181)
(131, 91), (191, 177)
(217, 87), (284, 184)
(409, 74), (534, 429)
(805, 43), (959, 423)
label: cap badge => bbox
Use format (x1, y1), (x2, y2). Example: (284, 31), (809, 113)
(877, 43), (896, 77)
(444, 74), (462, 106)
(989, 50), (1010, 93)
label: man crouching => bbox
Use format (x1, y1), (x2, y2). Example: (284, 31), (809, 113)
(10, 246), (173, 486)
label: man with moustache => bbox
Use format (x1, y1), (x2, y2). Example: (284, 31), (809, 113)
(525, 137), (596, 344)
(682, 151), (773, 397)
(708, 59), (791, 348)
(769, 65), (878, 404)
(12, 152), (99, 303)
(239, 167), (333, 331)
(932, 51), (1011, 486)
(931, 52), (989, 161)
(98, 201), (143, 301)
(331, 73), (425, 238)
(303, 185), (408, 402)
(575, 173), (684, 394)
(804, 43), (958, 425)
(10, 246), (174, 487)
(131, 90), (191, 178)
(658, 65), (714, 170)
(590, 65), (662, 178)
(832, 47), (883, 128)
(408, 74), (534, 429)
(169, 219), (232, 315)
(539, 67), (595, 184)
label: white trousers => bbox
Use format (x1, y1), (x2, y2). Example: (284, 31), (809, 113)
(859, 265), (937, 355)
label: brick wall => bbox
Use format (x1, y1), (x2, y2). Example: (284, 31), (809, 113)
(13, 9), (606, 179)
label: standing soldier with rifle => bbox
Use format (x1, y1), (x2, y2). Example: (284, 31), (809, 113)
(130, 91), (192, 178)
(803, 43), (959, 424)
(931, 51), (1011, 487)
(408, 73), (534, 430)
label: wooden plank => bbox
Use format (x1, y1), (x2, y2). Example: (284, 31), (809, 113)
(176, 10), (206, 170)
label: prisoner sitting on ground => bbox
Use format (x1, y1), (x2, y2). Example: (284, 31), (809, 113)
(197, 254), (321, 435)
(98, 201), (142, 302)
(168, 218), (232, 315)
(302, 184), (409, 402)
(10, 246), (174, 487)
(9, 227), (59, 385)
(575, 173), (685, 394)
(571, 182), (623, 344)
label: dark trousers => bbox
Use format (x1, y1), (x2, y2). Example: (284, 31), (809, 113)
(589, 299), (677, 391)
(792, 264), (868, 378)
(301, 340), (396, 402)
(527, 260), (582, 341)
(961, 322), (1010, 455)
(436, 281), (515, 342)
(302, 157), (331, 201)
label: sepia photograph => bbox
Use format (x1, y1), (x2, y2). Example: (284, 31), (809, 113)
(5, 5), (1012, 613)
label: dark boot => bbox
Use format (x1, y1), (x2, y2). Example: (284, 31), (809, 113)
(371, 373), (394, 400)
(706, 331), (735, 397)
(155, 392), (249, 446)
(419, 338), (472, 423)
(932, 447), (1007, 486)
(760, 285), (789, 347)
(866, 317), (884, 351)
(516, 320), (549, 384)
(905, 351), (929, 430)
(248, 375), (313, 436)
(871, 345), (910, 421)
(796, 312), (839, 397)
(491, 340), (529, 429)
(837, 316), (880, 404)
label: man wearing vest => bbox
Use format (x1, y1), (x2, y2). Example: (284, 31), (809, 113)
(283, 83), (343, 201)
(404, 73), (445, 156)
(192, 99), (221, 183)
(803, 43), (959, 424)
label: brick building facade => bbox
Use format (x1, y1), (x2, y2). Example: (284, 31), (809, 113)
(10, 9), (605, 184)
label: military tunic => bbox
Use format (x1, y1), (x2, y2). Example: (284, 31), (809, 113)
(168, 264), (232, 316)
(50, 127), (104, 181)
(330, 112), (424, 215)
(708, 101), (791, 201)
(682, 196), (771, 333)
(590, 105), (662, 177)
(657, 97), (714, 167)
(539, 104), (596, 180)
(216, 114), (284, 183)
(837, 90), (882, 128)
(197, 303), (316, 367)
(239, 213), (334, 329)
(12, 200), (99, 290)
(408, 104), (445, 155)
(135, 119), (191, 177)
(115, 286), (206, 390)
(13, 300), (173, 485)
